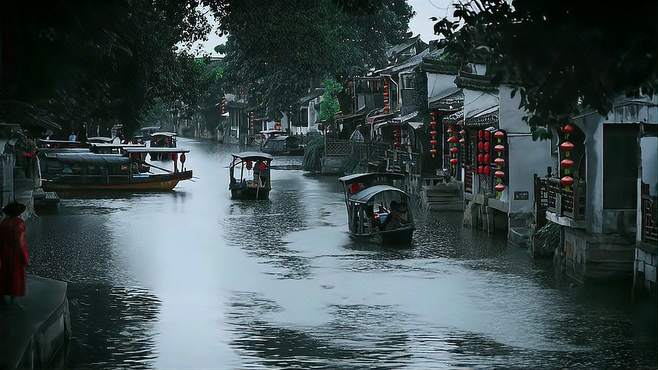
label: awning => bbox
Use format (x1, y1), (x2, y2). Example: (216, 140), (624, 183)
(367, 112), (396, 125)
(465, 105), (499, 126)
(428, 87), (463, 111)
(391, 111), (419, 124)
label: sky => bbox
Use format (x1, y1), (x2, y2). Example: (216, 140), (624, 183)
(192, 0), (455, 57)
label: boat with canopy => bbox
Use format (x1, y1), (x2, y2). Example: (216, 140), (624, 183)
(339, 172), (414, 245)
(229, 152), (273, 200)
(149, 132), (177, 160)
(40, 147), (192, 191)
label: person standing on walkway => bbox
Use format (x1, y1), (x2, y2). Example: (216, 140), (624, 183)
(0, 202), (28, 304)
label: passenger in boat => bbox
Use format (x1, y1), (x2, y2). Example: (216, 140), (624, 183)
(399, 202), (410, 224)
(68, 131), (77, 142)
(257, 161), (268, 186)
(0, 202), (28, 305)
(383, 201), (402, 230)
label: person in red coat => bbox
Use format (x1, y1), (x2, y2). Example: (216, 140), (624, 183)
(0, 201), (28, 304)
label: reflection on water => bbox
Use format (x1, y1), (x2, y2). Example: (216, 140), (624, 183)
(26, 139), (657, 369)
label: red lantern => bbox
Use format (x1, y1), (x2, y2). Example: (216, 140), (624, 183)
(450, 147), (459, 154)
(494, 144), (505, 152)
(494, 130), (505, 138)
(478, 130), (484, 139)
(495, 184), (506, 192)
(478, 142), (484, 152)
(447, 136), (459, 143)
(459, 138), (466, 143)
(562, 124), (575, 134)
(483, 166), (491, 176)
(494, 157), (505, 166)
(484, 130), (491, 140)
(430, 148), (438, 155)
(450, 158), (458, 165)
(560, 176), (574, 186)
(560, 141), (575, 151)
(484, 154), (490, 163)
(484, 142), (490, 153)
(430, 130), (437, 137)
(430, 139), (438, 145)
(477, 154), (484, 163)
(477, 166), (484, 174)
(560, 159), (574, 168)
(495, 170), (505, 178)
(459, 130), (466, 136)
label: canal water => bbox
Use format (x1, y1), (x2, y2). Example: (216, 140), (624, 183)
(28, 139), (656, 369)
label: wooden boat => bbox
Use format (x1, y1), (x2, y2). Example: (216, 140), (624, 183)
(229, 152), (273, 200)
(339, 172), (415, 245)
(37, 139), (87, 149)
(89, 142), (146, 154)
(86, 136), (115, 144)
(40, 148), (192, 192)
(149, 132), (177, 160)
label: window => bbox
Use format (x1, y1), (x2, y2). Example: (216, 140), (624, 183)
(401, 74), (415, 90)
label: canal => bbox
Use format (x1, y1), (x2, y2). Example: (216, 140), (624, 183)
(27, 138), (657, 369)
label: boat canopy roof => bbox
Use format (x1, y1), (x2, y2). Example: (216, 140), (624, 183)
(149, 132), (177, 137)
(260, 130), (285, 135)
(90, 143), (145, 148)
(86, 137), (114, 143)
(140, 126), (161, 131)
(232, 152), (273, 161)
(124, 147), (189, 154)
(348, 185), (407, 204)
(51, 153), (130, 165)
(38, 139), (83, 144)
(339, 172), (405, 185)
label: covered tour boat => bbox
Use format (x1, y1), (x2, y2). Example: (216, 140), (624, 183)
(149, 132), (177, 160)
(40, 147), (192, 192)
(261, 134), (304, 156)
(229, 152), (273, 200)
(339, 173), (415, 245)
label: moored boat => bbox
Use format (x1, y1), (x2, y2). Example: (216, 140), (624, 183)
(339, 172), (415, 245)
(40, 148), (192, 192)
(149, 132), (177, 160)
(229, 152), (273, 200)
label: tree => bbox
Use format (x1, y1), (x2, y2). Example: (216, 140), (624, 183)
(319, 78), (343, 126)
(206, 0), (413, 118)
(433, 0), (658, 130)
(1, 0), (212, 134)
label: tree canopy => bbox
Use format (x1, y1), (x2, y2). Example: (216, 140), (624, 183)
(207, 0), (413, 118)
(1, 0), (212, 134)
(433, 0), (658, 129)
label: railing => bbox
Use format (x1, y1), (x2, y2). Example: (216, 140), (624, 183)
(464, 166), (473, 193)
(543, 176), (586, 221)
(325, 139), (351, 157)
(385, 149), (421, 175)
(641, 193), (658, 244)
(533, 175), (550, 227)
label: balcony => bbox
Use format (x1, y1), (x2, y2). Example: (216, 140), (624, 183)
(641, 184), (657, 245)
(539, 177), (587, 228)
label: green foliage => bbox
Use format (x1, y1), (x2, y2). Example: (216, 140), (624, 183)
(433, 0), (658, 127)
(206, 0), (413, 117)
(319, 78), (343, 124)
(1, 0), (212, 134)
